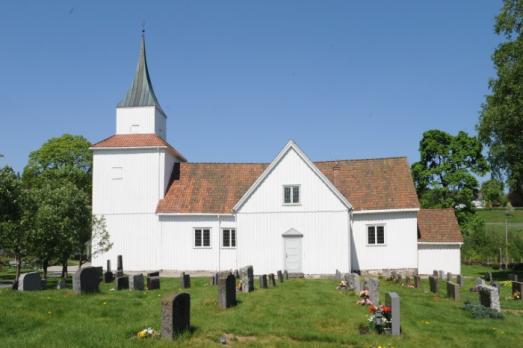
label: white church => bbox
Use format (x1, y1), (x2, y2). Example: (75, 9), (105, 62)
(91, 36), (463, 275)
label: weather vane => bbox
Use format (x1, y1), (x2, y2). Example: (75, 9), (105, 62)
(141, 20), (146, 35)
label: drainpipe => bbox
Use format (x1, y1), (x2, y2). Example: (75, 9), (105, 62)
(348, 209), (353, 273)
(218, 214), (222, 272)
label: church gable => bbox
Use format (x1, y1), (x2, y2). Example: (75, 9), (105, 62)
(234, 141), (351, 213)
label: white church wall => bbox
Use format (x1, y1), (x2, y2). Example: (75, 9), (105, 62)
(351, 211), (418, 272)
(116, 106), (158, 135)
(417, 244), (461, 275)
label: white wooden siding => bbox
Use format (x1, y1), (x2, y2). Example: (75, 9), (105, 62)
(351, 211), (418, 271)
(418, 244), (461, 275)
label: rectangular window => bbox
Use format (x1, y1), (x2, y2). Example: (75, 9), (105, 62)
(111, 167), (123, 180)
(283, 185), (300, 204)
(367, 225), (385, 245)
(222, 228), (236, 248)
(194, 228), (211, 248)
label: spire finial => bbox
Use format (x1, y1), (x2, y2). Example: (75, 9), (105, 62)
(141, 20), (146, 36)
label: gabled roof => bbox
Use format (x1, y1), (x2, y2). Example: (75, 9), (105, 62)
(417, 208), (463, 243)
(117, 35), (163, 113)
(156, 145), (420, 214)
(232, 140), (352, 212)
(91, 134), (186, 162)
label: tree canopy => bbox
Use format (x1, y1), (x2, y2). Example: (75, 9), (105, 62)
(411, 130), (488, 227)
(480, 178), (507, 208)
(478, 0), (523, 205)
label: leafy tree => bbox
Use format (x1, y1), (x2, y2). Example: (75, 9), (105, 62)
(480, 179), (507, 208)
(478, 0), (523, 205)
(89, 215), (113, 268)
(0, 166), (30, 281)
(411, 130), (489, 228)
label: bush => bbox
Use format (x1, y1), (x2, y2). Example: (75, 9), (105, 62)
(463, 301), (504, 319)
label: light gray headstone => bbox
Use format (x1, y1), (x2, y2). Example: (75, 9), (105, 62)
(438, 270), (445, 279)
(456, 274), (464, 287)
(446, 281), (460, 301)
(284, 270), (289, 280)
(446, 272), (453, 282)
(478, 285), (501, 312)
(363, 278), (379, 305)
(18, 272), (42, 291)
(335, 269), (342, 280)
(385, 292), (400, 336)
(475, 277), (486, 287)
(161, 292), (190, 340)
(239, 266), (254, 292)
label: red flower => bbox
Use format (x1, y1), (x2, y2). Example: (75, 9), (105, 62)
(382, 306), (391, 313)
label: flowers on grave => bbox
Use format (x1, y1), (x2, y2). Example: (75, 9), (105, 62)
(137, 327), (157, 338)
(367, 305), (392, 334)
(336, 280), (348, 290)
(513, 291), (521, 300)
(500, 280), (512, 288)
(357, 290), (373, 306)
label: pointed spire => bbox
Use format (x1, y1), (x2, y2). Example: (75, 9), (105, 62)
(118, 32), (163, 112)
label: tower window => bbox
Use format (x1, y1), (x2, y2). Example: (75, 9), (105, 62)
(283, 185), (300, 204)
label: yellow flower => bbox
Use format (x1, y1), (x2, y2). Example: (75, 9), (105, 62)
(103, 302), (107, 305)
(48, 311), (52, 315)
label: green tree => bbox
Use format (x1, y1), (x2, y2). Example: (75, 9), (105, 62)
(480, 179), (507, 208)
(411, 130), (489, 228)
(478, 0), (523, 205)
(0, 166), (30, 281)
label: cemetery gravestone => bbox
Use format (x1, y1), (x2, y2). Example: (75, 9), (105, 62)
(130, 274), (145, 291)
(385, 292), (400, 336)
(18, 272), (42, 292)
(487, 272), (493, 282)
(446, 281), (460, 301)
(475, 277), (486, 287)
(414, 275), (421, 288)
(457, 274), (464, 287)
(73, 267), (101, 294)
(234, 269), (240, 278)
(181, 272), (190, 289)
(104, 260), (113, 283)
(512, 281), (522, 300)
(284, 270), (289, 280)
(116, 275), (129, 290)
(433, 270), (439, 278)
(218, 274), (237, 309)
(350, 273), (361, 292)
(148, 276), (160, 290)
(335, 269), (342, 280)
(478, 285), (501, 312)
(269, 273), (276, 287)
(161, 293), (191, 340)
(259, 274), (268, 289)
(277, 270), (284, 283)
(240, 266), (254, 292)
(439, 270), (445, 279)
(446, 272), (453, 282)
(117, 255), (124, 277)
(363, 278), (380, 305)
(56, 278), (67, 290)
(429, 276), (439, 294)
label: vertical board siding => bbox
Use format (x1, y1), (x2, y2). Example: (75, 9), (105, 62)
(351, 211), (418, 271)
(418, 244), (461, 275)
(116, 106), (157, 134)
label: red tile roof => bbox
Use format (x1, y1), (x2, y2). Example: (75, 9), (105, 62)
(91, 134), (186, 162)
(417, 208), (463, 243)
(156, 157), (420, 214)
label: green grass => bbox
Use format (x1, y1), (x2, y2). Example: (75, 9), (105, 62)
(477, 208), (523, 224)
(1, 274), (522, 347)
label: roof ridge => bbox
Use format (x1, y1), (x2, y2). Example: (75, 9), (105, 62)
(184, 162), (270, 165)
(314, 156), (408, 163)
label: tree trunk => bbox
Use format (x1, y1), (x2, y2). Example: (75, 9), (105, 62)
(15, 255), (22, 281)
(42, 259), (48, 279)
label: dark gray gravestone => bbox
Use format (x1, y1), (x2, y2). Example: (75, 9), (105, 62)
(268, 273), (276, 287)
(429, 276), (439, 294)
(181, 272), (190, 289)
(509, 274), (518, 282)
(147, 271), (160, 277)
(433, 270), (439, 278)
(385, 292), (400, 336)
(148, 276), (160, 290)
(106, 259), (112, 273)
(161, 293), (190, 340)
(218, 274), (237, 309)
(284, 270), (289, 280)
(104, 259), (113, 283)
(41, 278), (47, 290)
(457, 274), (464, 287)
(277, 270), (284, 283)
(116, 255), (123, 277)
(130, 274), (145, 291)
(239, 266), (254, 292)
(363, 278), (380, 305)
(73, 267), (100, 294)
(446, 281), (460, 301)
(446, 272), (453, 282)
(479, 285), (501, 312)
(512, 281), (522, 300)
(259, 274), (268, 289)
(414, 275), (421, 288)
(115, 275), (129, 290)
(475, 277), (486, 287)
(18, 272), (42, 291)
(234, 269), (240, 279)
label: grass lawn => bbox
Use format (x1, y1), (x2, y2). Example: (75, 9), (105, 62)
(1, 271), (522, 347)
(476, 208), (523, 224)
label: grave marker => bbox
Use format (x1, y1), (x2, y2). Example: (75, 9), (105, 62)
(446, 272), (453, 282)
(18, 272), (42, 292)
(148, 276), (160, 290)
(259, 274), (268, 289)
(277, 270), (284, 283)
(446, 281), (460, 301)
(414, 275), (421, 288)
(456, 274), (464, 287)
(429, 276), (439, 294)
(363, 278), (380, 305)
(478, 285), (501, 312)
(269, 273), (276, 287)
(161, 293), (190, 340)
(385, 292), (400, 336)
(104, 260), (113, 283)
(72, 267), (100, 294)
(218, 274), (237, 309)
(181, 272), (190, 289)
(284, 270), (289, 280)
(116, 255), (123, 277)
(116, 275), (129, 290)
(512, 281), (522, 300)
(239, 266), (254, 292)
(130, 274), (145, 291)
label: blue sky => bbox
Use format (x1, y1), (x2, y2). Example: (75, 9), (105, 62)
(0, 1), (502, 172)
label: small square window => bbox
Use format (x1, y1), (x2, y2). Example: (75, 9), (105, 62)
(283, 185), (300, 205)
(194, 228), (211, 248)
(222, 228), (236, 248)
(367, 225), (385, 245)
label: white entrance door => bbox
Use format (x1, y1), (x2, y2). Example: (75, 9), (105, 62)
(284, 236), (302, 273)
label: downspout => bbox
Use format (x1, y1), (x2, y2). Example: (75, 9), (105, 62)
(348, 208), (353, 273)
(218, 214), (222, 272)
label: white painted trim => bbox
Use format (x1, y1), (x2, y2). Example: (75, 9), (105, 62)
(353, 208), (420, 215)
(418, 242), (463, 246)
(221, 227), (237, 249)
(90, 146), (168, 151)
(366, 224), (386, 246)
(193, 227), (212, 249)
(232, 140), (353, 212)
(158, 213), (235, 217)
(235, 209), (348, 215)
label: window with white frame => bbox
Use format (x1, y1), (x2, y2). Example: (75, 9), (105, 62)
(367, 225), (385, 245)
(222, 228), (236, 248)
(283, 185), (300, 204)
(194, 228), (211, 248)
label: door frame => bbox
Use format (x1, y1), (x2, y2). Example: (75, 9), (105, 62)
(282, 228), (303, 273)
